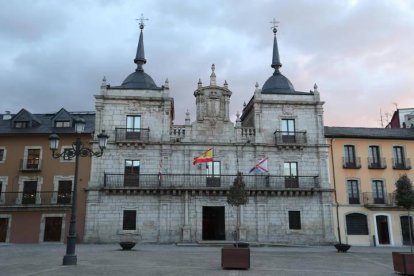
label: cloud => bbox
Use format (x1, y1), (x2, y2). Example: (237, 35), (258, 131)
(0, 0), (413, 128)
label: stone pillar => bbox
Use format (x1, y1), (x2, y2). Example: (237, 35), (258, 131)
(182, 191), (191, 242)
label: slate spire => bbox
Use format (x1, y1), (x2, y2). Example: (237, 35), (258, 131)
(134, 14), (148, 72)
(270, 19), (282, 73)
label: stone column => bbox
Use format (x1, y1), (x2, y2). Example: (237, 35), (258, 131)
(182, 191), (191, 242)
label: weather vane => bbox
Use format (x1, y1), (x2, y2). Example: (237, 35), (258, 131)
(270, 18), (279, 33)
(137, 13), (149, 29)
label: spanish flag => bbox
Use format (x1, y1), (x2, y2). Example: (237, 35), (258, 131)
(193, 148), (213, 165)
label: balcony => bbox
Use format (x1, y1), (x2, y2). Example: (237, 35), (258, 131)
(115, 128), (150, 143)
(103, 174), (321, 196)
(274, 131), (307, 148)
(0, 191), (72, 208)
(342, 157), (361, 169)
(367, 157), (387, 169)
(362, 192), (396, 208)
(392, 158), (412, 170)
(20, 159), (42, 172)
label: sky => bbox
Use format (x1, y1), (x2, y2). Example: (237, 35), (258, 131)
(1, 0), (414, 127)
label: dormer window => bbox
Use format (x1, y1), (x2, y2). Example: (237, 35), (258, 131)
(55, 121), (71, 128)
(15, 121), (29, 128)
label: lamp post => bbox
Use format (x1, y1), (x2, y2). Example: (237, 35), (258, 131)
(48, 118), (109, 266)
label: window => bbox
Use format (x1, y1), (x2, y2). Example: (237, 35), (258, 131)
(57, 181), (72, 204)
(284, 162), (298, 188)
(60, 146), (74, 161)
(372, 180), (385, 204)
(347, 180), (360, 204)
(368, 146), (381, 168)
(22, 181), (37, 204)
(0, 148), (4, 162)
(127, 115), (141, 130)
(14, 121), (29, 128)
(0, 181), (2, 201)
(25, 149), (41, 170)
(281, 119), (295, 143)
(346, 213), (368, 235)
(206, 161), (221, 187)
(55, 121), (71, 128)
(393, 146), (410, 169)
(343, 145), (360, 169)
(124, 160), (140, 186)
(288, 211), (301, 230)
(126, 115), (141, 139)
(123, 210), (136, 230)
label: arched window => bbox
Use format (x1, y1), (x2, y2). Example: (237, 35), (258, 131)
(346, 213), (368, 235)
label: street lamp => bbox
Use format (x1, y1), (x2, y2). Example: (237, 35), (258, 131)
(48, 118), (109, 265)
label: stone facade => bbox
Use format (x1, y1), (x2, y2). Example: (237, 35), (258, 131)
(84, 25), (335, 245)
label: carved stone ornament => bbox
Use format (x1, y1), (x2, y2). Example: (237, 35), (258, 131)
(282, 105), (294, 115)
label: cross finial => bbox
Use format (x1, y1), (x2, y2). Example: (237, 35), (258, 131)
(137, 13), (149, 30)
(270, 18), (279, 34)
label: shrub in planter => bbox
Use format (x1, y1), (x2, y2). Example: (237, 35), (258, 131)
(222, 172), (250, 270)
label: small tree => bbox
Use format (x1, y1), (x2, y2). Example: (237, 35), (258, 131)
(227, 172), (249, 245)
(395, 174), (414, 252)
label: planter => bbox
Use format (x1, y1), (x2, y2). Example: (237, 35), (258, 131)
(334, 243), (351, 253)
(221, 247), (250, 270)
(119, 241), (136, 250)
(393, 252), (414, 275)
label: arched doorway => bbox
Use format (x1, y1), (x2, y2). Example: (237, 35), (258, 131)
(375, 215), (391, 245)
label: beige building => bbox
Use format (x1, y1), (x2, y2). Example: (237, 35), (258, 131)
(326, 127), (414, 246)
(0, 108), (94, 243)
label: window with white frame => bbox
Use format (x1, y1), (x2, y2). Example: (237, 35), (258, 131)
(60, 146), (74, 162)
(0, 147), (5, 162)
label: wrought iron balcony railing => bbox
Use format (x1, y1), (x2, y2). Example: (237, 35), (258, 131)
(0, 191), (72, 206)
(274, 131), (307, 146)
(20, 159), (42, 172)
(115, 128), (150, 143)
(104, 173), (320, 190)
(342, 157), (361, 169)
(362, 192), (396, 207)
(367, 157), (387, 169)
(392, 158), (412, 170)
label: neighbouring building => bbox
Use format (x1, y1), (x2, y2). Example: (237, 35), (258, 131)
(387, 108), (414, 128)
(0, 108), (94, 243)
(325, 127), (414, 246)
(83, 22), (335, 245)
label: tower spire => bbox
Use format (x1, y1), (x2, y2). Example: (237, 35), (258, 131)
(134, 14), (148, 72)
(270, 18), (282, 73)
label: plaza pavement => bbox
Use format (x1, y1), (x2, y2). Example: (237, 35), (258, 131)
(0, 243), (409, 276)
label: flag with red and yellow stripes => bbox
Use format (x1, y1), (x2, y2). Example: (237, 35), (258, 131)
(193, 148), (213, 165)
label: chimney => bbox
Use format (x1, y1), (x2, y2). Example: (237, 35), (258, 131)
(3, 111), (11, 120)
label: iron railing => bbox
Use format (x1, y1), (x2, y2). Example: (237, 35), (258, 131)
(115, 128), (150, 143)
(367, 157), (387, 169)
(362, 192), (395, 207)
(104, 173), (320, 189)
(274, 131), (307, 145)
(392, 158), (412, 170)
(20, 159), (42, 171)
(342, 157), (361, 169)
(0, 191), (72, 206)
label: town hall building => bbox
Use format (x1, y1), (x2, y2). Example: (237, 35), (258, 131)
(83, 20), (335, 245)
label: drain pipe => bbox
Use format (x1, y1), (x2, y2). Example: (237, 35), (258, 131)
(330, 138), (342, 244)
